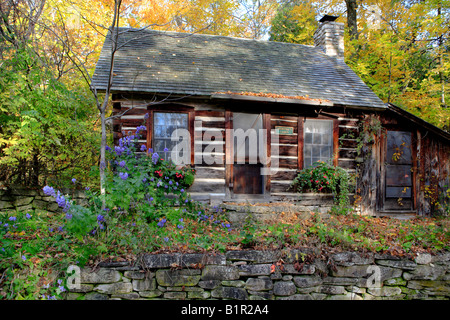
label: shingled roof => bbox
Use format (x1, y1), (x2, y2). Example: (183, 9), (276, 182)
(91, 28), (386, 110)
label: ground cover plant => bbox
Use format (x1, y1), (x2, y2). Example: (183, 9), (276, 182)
(1, 129), (449, 300)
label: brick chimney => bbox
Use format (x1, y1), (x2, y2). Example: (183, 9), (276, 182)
(313, 15), (344, 60)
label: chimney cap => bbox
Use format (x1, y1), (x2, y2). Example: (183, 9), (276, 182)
(319, 15), (339, 23)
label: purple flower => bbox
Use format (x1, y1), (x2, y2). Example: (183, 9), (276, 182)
(180, 189), (184, 193)
(71, 178), (76, 184)
(105, 145), (111, 152)
(25, 213), (31, 219)
(85, 187), (90, 191)
(140, 144), (147, 152)
(8, 216), (16, 222)
(55, 192), (71, 212)
(152, 153), (159, 164)
(119, 172), (129, 180)
(97, 214), (104, 222)
(179, 218), (183, 222)
(157, 218), (166, 228)
(136, 125), (146, 135)
(169, 181), (173, 185)
(21, 255), (26, 261)
(144, 113), (149, 120)
(163, 237), (169, 242)
(119, 160), (126, 167)
(177, 224), (184, 229)
(164, 147), (169, 152)
(115, 146), (125, 156)
(65, 213), (72, 220)
(43, 186), (56, 197)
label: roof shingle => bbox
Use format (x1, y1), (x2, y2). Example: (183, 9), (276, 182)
(91, 28), (386, 109)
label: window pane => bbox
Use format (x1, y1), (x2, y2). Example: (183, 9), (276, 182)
(303, 120), (333, 168)
(305, 132), (312, 144)
(313, 133), (322, 144)
(386, 131), (412, 165)
(153, 112), (189, 162)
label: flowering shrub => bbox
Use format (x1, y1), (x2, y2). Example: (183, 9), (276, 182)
(40, 126), (225, 237)
(291, 161), (353, 214)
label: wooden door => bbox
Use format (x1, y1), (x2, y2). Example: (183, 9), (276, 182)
(384, 131), (413, 211)
(232, 113), (264, 194)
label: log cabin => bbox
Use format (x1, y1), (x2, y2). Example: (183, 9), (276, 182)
(91, 16), (450, 217)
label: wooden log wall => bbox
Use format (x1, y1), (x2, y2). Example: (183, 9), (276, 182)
(189, 108), (227, 201)
(270, 114), (360, 196)
(416, 131), (450, 216)
(111, 96), (363, 204)
(270, 115), (299, 196)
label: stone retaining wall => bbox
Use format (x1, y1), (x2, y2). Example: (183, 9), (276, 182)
(0, 186), (87, 213)
(67, 249), (450, 300)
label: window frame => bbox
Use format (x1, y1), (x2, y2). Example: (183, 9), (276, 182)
(298, 118), (338, 170)
(146, 105), (195, 165)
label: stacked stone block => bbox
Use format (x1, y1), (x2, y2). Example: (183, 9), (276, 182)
(67, 250), (450, 300)
(0, 186), (87, 213)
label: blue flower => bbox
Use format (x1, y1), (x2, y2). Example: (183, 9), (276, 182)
(180, 189), (185, 193)
(119, 172), (129, 180)
(115, 146), (125, 156)
(97, 214), (104, 222)
(21, 255), (26, 261)
(169, 181), (173, 185)
(71, 178), (76, 184)
(140, 144), (147, 152)
(9, 216), (16, 222)
(136, 125), (146, 134)
(43, 186), (56, 197)
(119, 160), (126, 167)
(152, 153), (159, 164)
(157, 218), (166, 228)
(164, 147), (169, 152)
(3, 223), (8, 228)
(25, 213), (31, 219)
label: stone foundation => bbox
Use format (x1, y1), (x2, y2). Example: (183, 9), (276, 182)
(0, 186), (87, 213)
(67, 249), (450, 300)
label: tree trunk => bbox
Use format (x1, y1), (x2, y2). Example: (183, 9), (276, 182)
(100, 110), (107, 196)
(346, 0), (358, 40)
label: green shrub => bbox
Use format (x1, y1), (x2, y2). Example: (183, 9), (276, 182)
(291, 161), (353, 214)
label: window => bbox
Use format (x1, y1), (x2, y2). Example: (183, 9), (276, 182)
(303, 119), (333, 168)
(153, 112), (189, 162)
